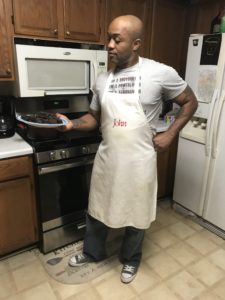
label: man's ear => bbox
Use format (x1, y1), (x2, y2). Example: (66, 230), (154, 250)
(133, 39), (141, 51)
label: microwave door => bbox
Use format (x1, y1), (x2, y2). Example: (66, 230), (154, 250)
(14, 44), (108, 97)
(26, 59), (90, 96)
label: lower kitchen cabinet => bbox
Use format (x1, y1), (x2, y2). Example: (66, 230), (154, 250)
(157, 136), (178, 198)
(0, 155), (38, 256)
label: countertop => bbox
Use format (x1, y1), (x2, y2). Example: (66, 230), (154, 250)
(0, 133), (33, 160)
(0, 120), (169, 160)
(155, 119), (170, 133)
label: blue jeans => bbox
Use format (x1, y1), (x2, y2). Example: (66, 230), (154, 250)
(83, 214), (145, 268)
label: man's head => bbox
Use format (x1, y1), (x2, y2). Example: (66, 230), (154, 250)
(107, 15), (143, 70)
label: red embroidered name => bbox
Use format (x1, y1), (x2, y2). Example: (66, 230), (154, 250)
(113, 118), (127, 128)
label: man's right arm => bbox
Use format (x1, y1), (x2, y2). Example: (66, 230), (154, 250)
(56, 109), (100, 132)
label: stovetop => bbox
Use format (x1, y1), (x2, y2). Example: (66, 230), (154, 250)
(16, 126), (102, 153)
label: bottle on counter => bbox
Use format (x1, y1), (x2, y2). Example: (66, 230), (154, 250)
(220, 10), (225, 33)
(210, 6), (225, 33)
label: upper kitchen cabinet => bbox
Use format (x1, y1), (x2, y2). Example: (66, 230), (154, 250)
(12, 0), (105, 43)
(0, 0), (14, 80)
(149, 0), (188, 76)
(105, 0), (152, 57)
(12, 0), (59, 38)
(64, 0), (105, 42)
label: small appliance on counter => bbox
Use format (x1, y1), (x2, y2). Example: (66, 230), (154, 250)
(0, 98), (15, 138)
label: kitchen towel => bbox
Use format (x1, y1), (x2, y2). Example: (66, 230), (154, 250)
(35, 233), (123, 284)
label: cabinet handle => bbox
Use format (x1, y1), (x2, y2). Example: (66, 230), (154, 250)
(66, 31), (70, 36)
(53, 29), (58, 34)
(6, 68), (11, 75)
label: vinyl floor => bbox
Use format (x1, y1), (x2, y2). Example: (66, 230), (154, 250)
(1, 198), (225, 300)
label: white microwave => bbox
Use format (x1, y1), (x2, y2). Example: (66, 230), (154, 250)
(13, 43), (108, 97)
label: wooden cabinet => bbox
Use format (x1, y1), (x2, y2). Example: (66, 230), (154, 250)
(64, 0), (105, 42)
(0, 0), (14, 80)
(106, 0), (152, 57)
(12, 0), (105, 43)
(13, 0), (58, 38)
(157, 136), (178, 198)
(149, 0), (188, 76)
(0, 156), (38, 256)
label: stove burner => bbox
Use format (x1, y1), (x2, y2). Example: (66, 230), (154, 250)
(16, 126), (102, 153)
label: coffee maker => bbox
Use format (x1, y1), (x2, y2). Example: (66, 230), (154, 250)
(0, 98), (15, 138)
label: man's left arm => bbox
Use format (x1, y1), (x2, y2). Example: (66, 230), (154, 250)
(153, 85), (198, 151)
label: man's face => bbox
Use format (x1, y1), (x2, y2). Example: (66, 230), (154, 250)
(107, 20), (135, 68)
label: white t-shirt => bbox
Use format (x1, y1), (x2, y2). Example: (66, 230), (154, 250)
(90, 57), (187, 127)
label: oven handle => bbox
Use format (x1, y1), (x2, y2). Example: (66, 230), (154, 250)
(38, 158), (94, 175)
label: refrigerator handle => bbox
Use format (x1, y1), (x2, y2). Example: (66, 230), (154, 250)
(212, 90), (225, 158)
(205, 88), (218, 156)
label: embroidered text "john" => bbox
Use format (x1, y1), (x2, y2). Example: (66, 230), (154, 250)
(113, 119), (127, 128)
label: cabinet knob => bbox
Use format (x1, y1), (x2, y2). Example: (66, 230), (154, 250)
(6, 68), (11, 75)
(53, 29), (58, 34)
(66, 31), (70, 36)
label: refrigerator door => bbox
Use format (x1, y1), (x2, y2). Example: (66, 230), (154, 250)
(185, 34), (203, 94)
(173, 100), (215, 216)
(173, 137), (209, 215)
(173, 33), (223, 217)
(203, 93), (225, 229)
(186, 34), (221, 104)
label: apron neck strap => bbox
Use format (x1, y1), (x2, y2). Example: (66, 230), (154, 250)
(105, 57), (141, 94)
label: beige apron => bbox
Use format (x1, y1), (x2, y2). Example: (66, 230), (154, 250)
(88, 59), (157, 229)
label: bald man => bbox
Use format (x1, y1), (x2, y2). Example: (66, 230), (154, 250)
(59, 15), (198, 283)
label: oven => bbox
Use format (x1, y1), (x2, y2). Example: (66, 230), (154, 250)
(15, 95), (101, 253)
(36, 141), (99, 253)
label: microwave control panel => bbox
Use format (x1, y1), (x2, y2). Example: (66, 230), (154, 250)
(96, 51), (108, 74)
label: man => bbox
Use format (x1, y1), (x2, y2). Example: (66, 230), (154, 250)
(58, 15), (198, 283)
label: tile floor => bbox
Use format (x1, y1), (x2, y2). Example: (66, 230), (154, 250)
(1, 198), (225, 300)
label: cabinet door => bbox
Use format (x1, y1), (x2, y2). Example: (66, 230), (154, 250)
(157, 136), (178, 198)
(12, 0), (59, 38)
(64, 0), (105, 42)
(157, 149), (170, 198)
(0, 177), (38, 255)
(106, 0), (151, 57)
(0, 0), (14, 79)
(149, 0), (187, 76)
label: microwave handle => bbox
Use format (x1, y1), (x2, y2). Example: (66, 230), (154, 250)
(44, 89), (89, 96)
(91, 61), (97, 88)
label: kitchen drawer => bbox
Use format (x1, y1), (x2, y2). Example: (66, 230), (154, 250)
(0, 156), (31, 181)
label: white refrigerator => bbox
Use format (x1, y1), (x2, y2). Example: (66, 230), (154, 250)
(173, 33), (225, 235)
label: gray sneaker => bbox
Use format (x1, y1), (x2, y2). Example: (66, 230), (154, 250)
(120, 264), (137, 283)
(69, 253), (91, 267)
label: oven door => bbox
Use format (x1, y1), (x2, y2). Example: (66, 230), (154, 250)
(38, 154), (94, 231)
(37, 154), (94, 252)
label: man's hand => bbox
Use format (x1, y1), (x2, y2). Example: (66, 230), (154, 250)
(153, 85), (198, 151)
(153, 131), (175, 152)
(56, 113), (74, 131)
(56, 110), (99, 132)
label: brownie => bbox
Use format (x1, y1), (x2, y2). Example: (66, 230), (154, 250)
(21, 112), (63, 124)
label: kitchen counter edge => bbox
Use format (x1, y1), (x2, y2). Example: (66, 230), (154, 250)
(0, 133), (33, 160)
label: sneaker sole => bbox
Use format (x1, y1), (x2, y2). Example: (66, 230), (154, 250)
(120, 273), (137, 284)
(68, 260), (89, 267)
